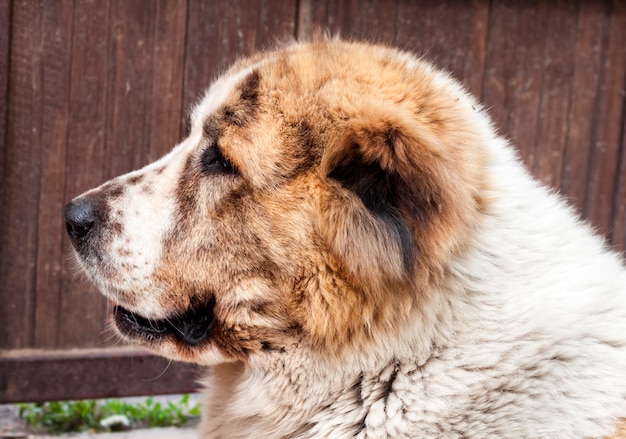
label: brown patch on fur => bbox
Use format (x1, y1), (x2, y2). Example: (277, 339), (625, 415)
(128, 175), (144, 185)
(203, 116), (219, 140)
(173, 154), (200, 233)
(222, 70), (260, 128)
(606, 419), (626, 439)
(112, 222), (123, 235)
(117, 247), (132, 257)
(101, 182), (125, 198)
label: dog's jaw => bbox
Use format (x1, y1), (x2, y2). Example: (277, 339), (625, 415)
(113, 298), (215, 346)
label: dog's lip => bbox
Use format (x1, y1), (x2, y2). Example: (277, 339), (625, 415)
(113, 298), (216, 346)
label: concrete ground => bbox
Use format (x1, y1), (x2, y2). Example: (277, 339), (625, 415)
(35, 427), (196, 438)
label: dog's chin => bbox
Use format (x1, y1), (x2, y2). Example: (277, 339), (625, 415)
(113, 298), (216, 347)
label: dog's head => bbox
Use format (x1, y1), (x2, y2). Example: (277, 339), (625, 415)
(63, 41), (487, 365)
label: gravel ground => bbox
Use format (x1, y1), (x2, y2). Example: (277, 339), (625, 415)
(0, 404), (29, 438)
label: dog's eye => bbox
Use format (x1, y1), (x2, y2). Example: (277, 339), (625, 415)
(201, 145), (236, 175)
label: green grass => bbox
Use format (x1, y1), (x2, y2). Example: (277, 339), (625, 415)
(17, 394), (200, 434)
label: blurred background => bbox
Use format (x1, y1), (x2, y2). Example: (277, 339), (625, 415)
(1, 0), (625, 403)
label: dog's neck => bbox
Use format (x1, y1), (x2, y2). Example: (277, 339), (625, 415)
(198, 357), (414, 438)
(197, 292), (466, 439)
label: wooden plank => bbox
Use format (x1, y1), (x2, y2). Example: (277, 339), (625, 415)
(531, 0), (578, 189)
(32, 0), (74, 348)
(0, 0), (10, 187)
(482, 0), (550, 169)
(148, 0), (187, 161)
(104, 0), (157, 179)
(395, 0), (489, 97)
(181, 1), (221, 119)
(584, 0), (626, 240)
(613, 113), (626, 254)
(393, 0), (432, 56)
(254, 0), (298, 48)
(0, 0), (45, 349)
(0, 348), (204, 403)
(183, 0), (297, 119)
(476, 0), (516, 135)
(560, 0), (606, 215)
(298, 0), (358, 39)
(299, 0), (396, 43)
(0, 1), (11, 343)
(58, 0), (112, 349)
(349, 0), (397, 43)
(455, 1), (489, 98)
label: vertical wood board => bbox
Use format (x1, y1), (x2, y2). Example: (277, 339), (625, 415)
(57, 0), (113, 349)
(1, 0), (45, 349)
(33, 0), (74, 348)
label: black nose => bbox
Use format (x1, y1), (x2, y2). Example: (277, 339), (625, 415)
(63, 197), (98, 245)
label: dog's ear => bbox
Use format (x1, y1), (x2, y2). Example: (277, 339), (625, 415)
(322, 102), (481, 292)
(327, 132), (421, 276)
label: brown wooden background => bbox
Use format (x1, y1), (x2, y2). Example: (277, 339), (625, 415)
(1, 0), (625, 402)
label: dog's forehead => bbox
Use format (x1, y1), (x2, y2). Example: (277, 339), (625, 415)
(190, 61), (268, 133)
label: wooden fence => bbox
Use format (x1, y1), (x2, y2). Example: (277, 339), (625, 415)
(1, 0), (625, 402)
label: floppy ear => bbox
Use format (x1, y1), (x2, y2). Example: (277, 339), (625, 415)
(322, 103), (478, 292)
(327, 133), (421, 276)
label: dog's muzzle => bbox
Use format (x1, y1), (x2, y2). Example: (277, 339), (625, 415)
(63, 196), (217, 346)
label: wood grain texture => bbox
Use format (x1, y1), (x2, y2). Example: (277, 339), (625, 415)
(1, 0), (45, 349)
(0, 348), (203, 403)
(0, 0), (11, 346)
(182, 0), (297, 121)
(32, 0), (74, 348)
(149, 0), (188, 161)
(614, 117), (626, 253)
(482, 0), (550, 168)
(104, 0), (157, 180)
(583, 0), (626, 241)
(0, 0), (10, 196)
(58, 0), (112, 348)
(531, 0), (578, 189)
(560, 0), (606, 215)
(395, 0), (489, 97)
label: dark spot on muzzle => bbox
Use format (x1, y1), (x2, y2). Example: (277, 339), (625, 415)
(113, 297), (216, 346)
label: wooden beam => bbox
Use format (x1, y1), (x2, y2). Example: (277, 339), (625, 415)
(0, 348), (204, 403)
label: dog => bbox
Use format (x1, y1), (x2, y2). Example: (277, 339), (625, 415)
(63, 40), (626, 438)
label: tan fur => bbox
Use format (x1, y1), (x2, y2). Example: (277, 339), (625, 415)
(606, 420), (626, 439)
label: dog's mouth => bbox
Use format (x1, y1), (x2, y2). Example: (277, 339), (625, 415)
(113, 298), (216, 346)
